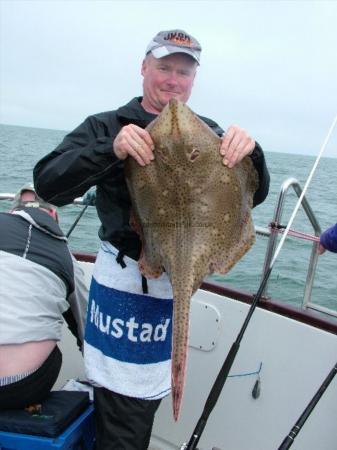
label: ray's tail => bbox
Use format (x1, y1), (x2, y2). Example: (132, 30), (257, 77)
(171, 288), (192, 421)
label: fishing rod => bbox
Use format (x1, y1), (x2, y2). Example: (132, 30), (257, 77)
(66, 204), (89, 238)
(278, 361), (337, 449)
(66, 190), (96, 238)
(181, 115), (337, 450)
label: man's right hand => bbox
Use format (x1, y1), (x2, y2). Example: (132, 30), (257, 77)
(113, 124), (155, 166)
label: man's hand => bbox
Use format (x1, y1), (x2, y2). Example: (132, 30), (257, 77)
(220, 125), (255, 168)
(113, 124), (155, 166)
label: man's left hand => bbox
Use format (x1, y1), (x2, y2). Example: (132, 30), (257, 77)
(220, 125), (255, 168)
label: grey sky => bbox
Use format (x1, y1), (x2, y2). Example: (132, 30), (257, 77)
(1, 0), (336, 157)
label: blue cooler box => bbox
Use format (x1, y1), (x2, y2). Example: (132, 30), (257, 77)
(0, 391), (95, 450)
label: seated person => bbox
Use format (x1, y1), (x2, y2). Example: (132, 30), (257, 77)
(0, 183), (88, 410)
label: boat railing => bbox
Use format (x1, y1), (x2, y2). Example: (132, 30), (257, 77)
(0, 193), (84, 205)
(0, 182), (333, 318)
(255, 177), (333, 318)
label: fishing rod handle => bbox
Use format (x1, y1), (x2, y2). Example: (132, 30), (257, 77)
(278, 428), (300, 450)
(185, 418), (206, 450)
(185, 342), (240, 450)
(277, 362), (337, 450)
(184, 268), (271, 449)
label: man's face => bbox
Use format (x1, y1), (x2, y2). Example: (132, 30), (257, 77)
(141, 53), (197, 114)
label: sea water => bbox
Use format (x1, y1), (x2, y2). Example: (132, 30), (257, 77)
(0, 123), (336, 311)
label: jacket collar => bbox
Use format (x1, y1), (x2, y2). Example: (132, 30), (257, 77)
(116, 96), (222, 133)
(116, 97), (157, 127)
(11, 207), (67, 241)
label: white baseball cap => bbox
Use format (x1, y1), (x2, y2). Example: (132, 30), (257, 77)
(12, 182), (56, 212)
(146, 29), (202, 65)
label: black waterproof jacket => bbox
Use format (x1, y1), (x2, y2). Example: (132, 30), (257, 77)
(34, 97), (270, 259)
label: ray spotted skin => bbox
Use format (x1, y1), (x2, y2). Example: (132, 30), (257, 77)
(125, 98), (258, 420)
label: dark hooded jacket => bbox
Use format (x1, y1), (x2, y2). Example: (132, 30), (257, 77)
(34, 97), (270, 259)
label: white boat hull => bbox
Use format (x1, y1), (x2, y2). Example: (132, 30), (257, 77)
(151, 289), (337, 449)
(57, 261), (337, 450)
